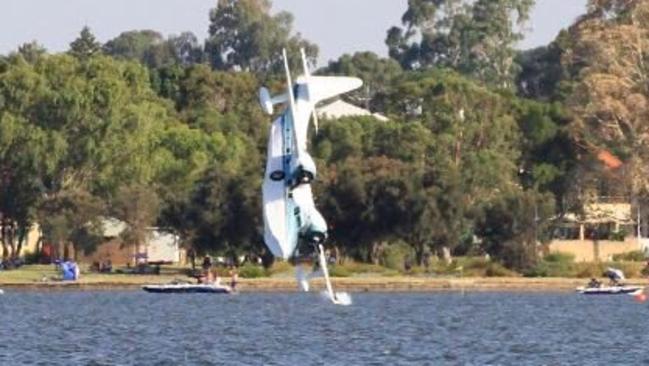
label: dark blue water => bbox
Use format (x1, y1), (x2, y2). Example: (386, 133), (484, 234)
(0, 291), (648, 365)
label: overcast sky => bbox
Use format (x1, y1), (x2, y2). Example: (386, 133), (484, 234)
(1, 0), (587, 65)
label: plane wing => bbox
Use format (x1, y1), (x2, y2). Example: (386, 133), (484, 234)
(296, 76), (363, 106)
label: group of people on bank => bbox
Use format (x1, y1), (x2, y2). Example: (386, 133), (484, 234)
(198, 255), (238, 291)
(586, 267), (627, 288)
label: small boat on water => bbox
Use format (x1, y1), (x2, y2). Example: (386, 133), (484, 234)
(577, 267), (644, 295)
(142, 283), (232, 294)
(576, 285), (644, 295)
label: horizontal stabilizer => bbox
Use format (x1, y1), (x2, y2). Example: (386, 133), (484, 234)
(258, 87), (289, 115)
(296, 76), (363, 105)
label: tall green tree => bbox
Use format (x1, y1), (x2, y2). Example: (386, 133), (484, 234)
(113, 184), (160, 262)
(104, 30), (203, 69)
(321, 52), (403, 112)
(205, 0), (318, 75)
(513, 99), (577, 211)
(17, 41), (47, 64)
(562, 0), (649, 197)
(319, 156), (417, 261)
(167, 32), (205, 66)
(69, 26), (102, 60)
(387, 0), (535, 87)
(383, 70), (522, 202)
(39, 189), (104, 260)
(103, 30), (166, 65)
(0, 54), (183, 260)
(474, 189), (554, 270)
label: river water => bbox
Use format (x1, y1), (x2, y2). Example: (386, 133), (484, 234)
(0, 291), (648, 365)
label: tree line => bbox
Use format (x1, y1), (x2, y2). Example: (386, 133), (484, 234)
(1, 0), (646, 271)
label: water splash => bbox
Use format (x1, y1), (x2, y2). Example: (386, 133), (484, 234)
(320, 291), (352, 306)
(295, 266), (310, 292)
(334, 292), (352, 306)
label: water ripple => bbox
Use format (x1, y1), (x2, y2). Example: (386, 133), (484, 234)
(1, 291), (649, 365)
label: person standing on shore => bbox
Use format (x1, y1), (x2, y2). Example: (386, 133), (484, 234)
(202, 256), (213, 284)
(229, 266), (238, 291)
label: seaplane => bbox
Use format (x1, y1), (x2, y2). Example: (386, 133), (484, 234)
(260, 48), (362, 305)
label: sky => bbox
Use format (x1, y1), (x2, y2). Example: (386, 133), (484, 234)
(0, 0), (588, 66)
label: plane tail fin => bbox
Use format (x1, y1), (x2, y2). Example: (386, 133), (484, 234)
(258, 49), (363, 115)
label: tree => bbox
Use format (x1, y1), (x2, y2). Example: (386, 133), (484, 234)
(104, 30), (203, 69)
(176, 65), (268, 142)
(0, 54), (182, 262)
(167, 32), (204, 66)
(383, 70), (521, 204)
(103, 30), (165, 65)
(400, 164), (466, 264)
(39, 189), (104, 260)
(69, 26), (102, 60)
(562, 0), (649, 197)
(314, 115), (465, 260)
(0, 57), (62, 260)
(319, 156), (416, 261)
(179, 164), (262, 261)
(387, 0), (535, 87)
(475, 189), (554, 270)
(155, 64), (268, 260)
(513, 100), (577, 211)
(515, 43), (564, 101)
(17, 41), (47, 64)
(205, 0), (318, 75)
(378, 69), (559, 263)
(113, 185), (160, 263)
(321, 52), (403, 112)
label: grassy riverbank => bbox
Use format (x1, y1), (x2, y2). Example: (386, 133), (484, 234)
(1, 263), (648, 292)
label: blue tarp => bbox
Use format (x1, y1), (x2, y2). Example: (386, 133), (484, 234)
(60, 261), (79, 281)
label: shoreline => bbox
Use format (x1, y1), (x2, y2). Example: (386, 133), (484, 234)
(3, 277), (648, 292)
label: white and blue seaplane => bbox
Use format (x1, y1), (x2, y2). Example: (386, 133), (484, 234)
(261, 49), (362, 305)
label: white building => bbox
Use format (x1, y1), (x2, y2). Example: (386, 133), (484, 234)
(78, 218), (183, 265)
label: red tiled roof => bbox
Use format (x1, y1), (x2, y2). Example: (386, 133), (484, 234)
(597, 150), (623, 169)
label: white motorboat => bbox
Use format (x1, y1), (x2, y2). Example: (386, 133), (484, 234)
(142, 283), (232, 294)
(577, 267), (644, 295)
(576, 285), (644, 295)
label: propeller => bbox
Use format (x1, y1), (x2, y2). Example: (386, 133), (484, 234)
(300, 48), (320, 134)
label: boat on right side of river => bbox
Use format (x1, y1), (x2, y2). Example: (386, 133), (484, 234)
(576, 285), (644, 295)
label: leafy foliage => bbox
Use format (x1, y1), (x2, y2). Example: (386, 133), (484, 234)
(387, 0), (535, 87)
(205, 0), (318, 75)
(562, 1), (649, 196)
(104, 30), (204, 69)
(1, 1), (639, 274)
(321, 52), (403, 112)
(69, 26), (102, 60)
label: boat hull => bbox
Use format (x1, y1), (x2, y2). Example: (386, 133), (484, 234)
(142, 284), (232, 294)
(576, 286), (643, 295)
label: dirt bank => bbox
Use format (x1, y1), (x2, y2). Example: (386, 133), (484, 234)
(3, 277), (647, 292)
